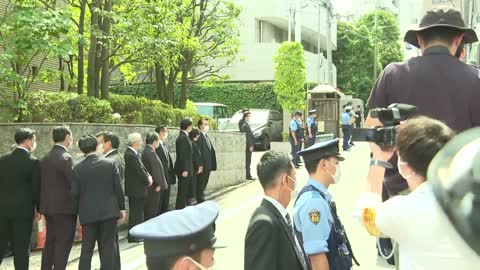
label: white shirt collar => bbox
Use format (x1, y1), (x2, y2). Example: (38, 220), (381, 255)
(105, 149), (116, 156)
(16, 146), (30, 153)
(55, 143), (68, 151)
(128, 146), (138, 155)
(182, 130), (189, 136)
(85, 152), (97, 158)
(147, 144), (155, 150)
(264, 195), (288, 222)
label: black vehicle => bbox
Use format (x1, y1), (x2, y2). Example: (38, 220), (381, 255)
(223, 109), (283, 150)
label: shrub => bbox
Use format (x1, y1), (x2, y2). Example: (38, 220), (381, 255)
(75, 95), (113, 123)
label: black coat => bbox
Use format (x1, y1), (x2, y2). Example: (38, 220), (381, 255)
(192, 141), (203, 174)
(174, 131), (193, 177)
(72, 154), (125, 225)
(245, 199), (307, 270)
(156, 142), (176, 185)
(40, 145), (76, 215)
(142, 145), (167, 189)
(105, 149), (125, 187)
(124, 147), (150, 198)
(197, 132), (217, 173)
(242, 122), (255, 149)
(0, 148), (40, 219)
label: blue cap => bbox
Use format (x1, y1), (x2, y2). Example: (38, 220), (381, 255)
(294, 110), (303, 116)
(298, 139), (345, 162)
(130, 201), (225, 257)
(309, 109), (317, 115)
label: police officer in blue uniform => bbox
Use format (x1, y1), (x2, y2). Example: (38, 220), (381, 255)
(130, 201), (225, 270)
(293, 139), (359, 270)
(289, 111), (304, 168)
(306, 110), (318, 148)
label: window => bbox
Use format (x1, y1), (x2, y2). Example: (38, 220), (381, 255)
(275, 26), (284, 43)
(269, 111), (282, 121)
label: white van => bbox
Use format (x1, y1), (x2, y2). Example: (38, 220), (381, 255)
(193, 103), (230, 130)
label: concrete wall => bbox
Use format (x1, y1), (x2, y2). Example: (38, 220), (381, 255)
(0, 123), (246, 208)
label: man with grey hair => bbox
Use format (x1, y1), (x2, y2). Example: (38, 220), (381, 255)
(124, 132), (152, 243)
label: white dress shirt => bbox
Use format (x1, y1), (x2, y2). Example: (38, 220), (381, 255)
(375, 182), (480, 270)
(16, 146), (29, 153)
(128, 146), (138, 156)
(55, 143), (68, 151)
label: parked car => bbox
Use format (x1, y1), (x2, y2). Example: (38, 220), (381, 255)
(223, 109), (283, 150)
(194, 103), (230, 130)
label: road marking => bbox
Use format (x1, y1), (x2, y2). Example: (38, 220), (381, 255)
(122, 194), (262, 270)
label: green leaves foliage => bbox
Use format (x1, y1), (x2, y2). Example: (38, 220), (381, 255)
(110, 82), (282, 114)
(273, 42), (306, 113)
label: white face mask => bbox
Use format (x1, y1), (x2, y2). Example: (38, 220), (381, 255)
(163, 132), (169, 140)
(326, 161), (341, 184)
(204, 125), (210, 132)
(185, 257), (215, 270)
(397, 158), (413, 179)
(97, 143), (104, 154)
(30, 141), (37, 153)
(285, 175), (297, 198)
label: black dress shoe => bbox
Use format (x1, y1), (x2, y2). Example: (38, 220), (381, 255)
(128, 238), (143, 243)
(247, 177), (257, 181)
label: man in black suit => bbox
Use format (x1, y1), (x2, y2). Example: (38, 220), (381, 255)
(40, 126), (76, 270)
(0, 128), (40, 270)
(174, 118), (194, 210)
(238, 109), (249, 132)
(196, 118), (217, 203)
(245, 151), (309, 270)
(142, 132), (167, 220)
(124, 132), (152, 243)
(96, 131), (124, 269)
(155, 126), (176, 214)
(242, 111), (256, 180)
(72, 135), (126, 270)
(97, 131), (125, 186)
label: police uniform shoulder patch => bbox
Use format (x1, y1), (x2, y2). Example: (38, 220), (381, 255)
(309, 209), (321, 225)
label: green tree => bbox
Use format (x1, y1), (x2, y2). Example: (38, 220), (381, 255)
(333, 21), (380, 103)
(0, 0), (74, 121)
(357, 10), (403, 69)
(273, 42), (306, 113)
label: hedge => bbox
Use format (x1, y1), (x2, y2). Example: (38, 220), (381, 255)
(110, 82), (282, 114)
(23, 91), (208, 127)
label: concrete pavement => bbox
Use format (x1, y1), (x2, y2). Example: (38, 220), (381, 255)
(2, 142), (394, 270)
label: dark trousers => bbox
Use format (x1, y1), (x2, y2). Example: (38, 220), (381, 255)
(305, 137), (315, 148)
(144, 187), (161, 221)
(79, 218), (117, 270)
(175, 176), (191, 210)
(196, 171), (211, 203)
(127, 197), (145, 242)
(159, 185), (171, 214)
(245, 149), (252, 178)
(113, 233), (121, 270)
(290, 139), (302, 165)
(342, 125), (351, 150)
(0, 217), (33, 270)
(41, 214), (76, 270)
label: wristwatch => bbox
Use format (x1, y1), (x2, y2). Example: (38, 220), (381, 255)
(370, 160), (393, 169)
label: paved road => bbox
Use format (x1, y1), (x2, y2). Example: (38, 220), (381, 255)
(2, 142), (394, 270)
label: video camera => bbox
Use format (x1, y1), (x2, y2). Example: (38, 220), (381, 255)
(351, 103), (417, 148)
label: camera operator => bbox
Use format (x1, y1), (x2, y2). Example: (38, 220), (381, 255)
(366, 7), (480, 197)
(356, 116), (480, 269)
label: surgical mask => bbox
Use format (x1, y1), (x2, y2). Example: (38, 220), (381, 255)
(30, 141), (37, 153)
(185, 257), (215, 270)
(285, 175), (297, 197)
(164, 132), (169, 140)
(326, 161), (341, 184)
(204, 125), (210, 132)
(97, 143), (104, 154)
(397, 159), (413, 179)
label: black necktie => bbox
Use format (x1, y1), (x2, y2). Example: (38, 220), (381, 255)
(286, 214), (308, 270)
(205, 133), (212, 150)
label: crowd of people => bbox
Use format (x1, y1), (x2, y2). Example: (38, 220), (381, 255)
(0, 118), (217, 270)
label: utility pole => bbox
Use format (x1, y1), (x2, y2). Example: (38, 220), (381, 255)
(326, 3), (332, 85)
(288, 0), (292, 41)
(373, 9), (378, 81)
(317, 2), (322, 84)
(295, 0), (302, 43)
